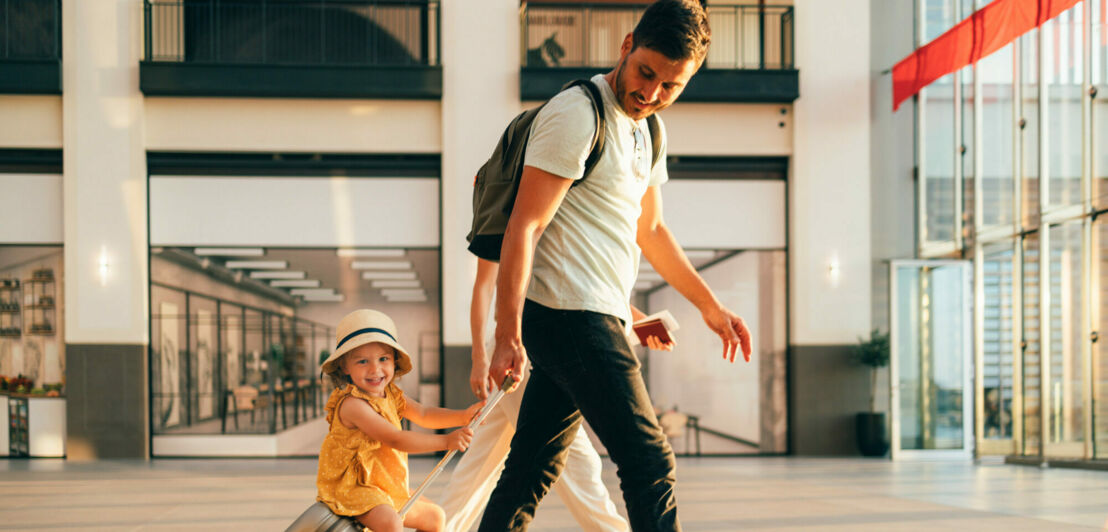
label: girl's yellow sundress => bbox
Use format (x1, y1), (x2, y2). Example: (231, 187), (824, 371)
(317, 383), (410, 516)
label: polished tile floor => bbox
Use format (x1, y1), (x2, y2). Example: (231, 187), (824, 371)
(0, 456), (1106, 531)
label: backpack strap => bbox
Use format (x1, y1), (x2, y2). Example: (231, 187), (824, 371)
(559, 79), (606, 187)
(646, 113), (663, 171)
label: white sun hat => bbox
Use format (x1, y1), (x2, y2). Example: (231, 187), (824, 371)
(320, 309), (413, 377)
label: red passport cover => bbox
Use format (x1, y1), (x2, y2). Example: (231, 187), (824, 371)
(633, 319), (672, 345)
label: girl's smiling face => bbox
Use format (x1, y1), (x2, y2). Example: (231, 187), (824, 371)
(340, 342), (396, 398)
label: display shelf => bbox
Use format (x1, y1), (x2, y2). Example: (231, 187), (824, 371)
(2, 393), (65, 458)
(22, 270), (55, 337)
(0, 279), (20, 338)
(9, 396), (28, 457)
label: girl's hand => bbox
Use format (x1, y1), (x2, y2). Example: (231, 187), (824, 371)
(464, 400), (486, 423)
(446, 427), (474, 451)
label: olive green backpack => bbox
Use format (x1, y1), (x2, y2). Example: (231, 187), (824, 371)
(465, 79), (661, 261)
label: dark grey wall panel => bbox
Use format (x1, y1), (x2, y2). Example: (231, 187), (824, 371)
(442, 345), (474, 410)
(66, 344), (148, 459)
(788, 344), (871, 456)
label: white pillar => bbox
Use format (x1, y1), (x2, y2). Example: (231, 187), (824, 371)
(440, 0), (520, 347)
(790, 0), (872, 344)
(62, 0), (148, 344)
(62, 0), (149, 459)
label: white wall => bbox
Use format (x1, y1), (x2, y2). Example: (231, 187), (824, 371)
(0, 174), (62, 243)
(518, 101), (794, 156)
(145, 98), (441, 153)
(0, 96), (62, 148)
(647, 251), (763, 451)
(62, 0), (149, 344)
(440, 0), (520, 346)
(662, 103), (792, 156)
(790, 0), (872, 344)
(662, 180), (786, 249)
(149, 176), (439, 247)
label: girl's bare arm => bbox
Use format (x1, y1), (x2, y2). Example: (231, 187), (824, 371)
(401, 397), (483, 430)
(339, 397), (472, 453)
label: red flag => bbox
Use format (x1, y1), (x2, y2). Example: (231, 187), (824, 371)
(893, 0), (1083, 111)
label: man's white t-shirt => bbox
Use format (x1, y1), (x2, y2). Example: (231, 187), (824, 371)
(522, 74), (669, 325)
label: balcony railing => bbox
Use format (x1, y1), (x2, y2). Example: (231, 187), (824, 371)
(0, 0), (61, 93)
(141, 0), (441, 98)
(522, 3), (793, 70)
(520, 2), (797, 102)
(145, 0), (439, 66)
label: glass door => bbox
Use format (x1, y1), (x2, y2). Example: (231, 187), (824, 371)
(890, 260), (974, 460)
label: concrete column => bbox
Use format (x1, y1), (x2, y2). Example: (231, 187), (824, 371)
(439, 0), (520, 407)
(62, 0), (149, 459)
(788, 0), (874, 454)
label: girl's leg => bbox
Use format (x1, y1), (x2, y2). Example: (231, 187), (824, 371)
(403, 497), (446, 532)
(356, 504), (402, 532)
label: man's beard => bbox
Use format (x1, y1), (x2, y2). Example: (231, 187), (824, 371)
(613, 55), (661, 120)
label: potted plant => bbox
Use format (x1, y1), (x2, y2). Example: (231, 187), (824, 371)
(853, 329), (890, 456)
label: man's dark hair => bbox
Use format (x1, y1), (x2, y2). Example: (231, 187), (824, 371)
(631, 0), (711, 63)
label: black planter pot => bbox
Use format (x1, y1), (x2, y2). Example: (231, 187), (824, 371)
(855, 412), (889, 457)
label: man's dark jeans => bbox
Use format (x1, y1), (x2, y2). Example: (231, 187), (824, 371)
(477, 300), (680, 532)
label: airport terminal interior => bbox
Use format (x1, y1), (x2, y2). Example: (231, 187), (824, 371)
(1, 0), (1107, 529)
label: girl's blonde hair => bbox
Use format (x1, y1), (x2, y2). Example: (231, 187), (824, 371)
(324, 343), (397, 388)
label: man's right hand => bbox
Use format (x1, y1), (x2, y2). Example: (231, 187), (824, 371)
(488, 337), (526, 393)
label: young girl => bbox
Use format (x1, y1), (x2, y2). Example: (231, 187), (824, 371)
(318, 309), (482, 532)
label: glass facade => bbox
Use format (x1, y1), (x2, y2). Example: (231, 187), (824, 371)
(150, 282), (331, 435)
(917, 1), (1104, 460)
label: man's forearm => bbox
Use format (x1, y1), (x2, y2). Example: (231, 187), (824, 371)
(494, 222), (536, 343)
(640, 223), (720, 313)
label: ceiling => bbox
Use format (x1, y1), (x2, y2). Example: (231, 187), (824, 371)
(158, 247), (440, 307)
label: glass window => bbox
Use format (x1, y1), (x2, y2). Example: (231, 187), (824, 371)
(1095, 0), (1108, 207)
(244, 308), (264, 386)
(1044, 6), (1084, 212)
(923, 0), (957, 45)
(983, 241), (1016, 439)
(151, 285), (187, 434)
(979, 44), (1015, 228)
(220, 302), (244, 391)
(924, 74), (958, 245)
(962, 65), (976, 236)
(188, 294), (219, 424)
(1021, 232), (1042, 455)
(1021, 29), (1041, 230)
(1095, 217), (1108, 458)
(1046, 220), (1085, 445)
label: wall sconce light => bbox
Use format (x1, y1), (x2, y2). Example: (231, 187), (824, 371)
(827, 255), (840, 286)
(97, 247), (110, 287)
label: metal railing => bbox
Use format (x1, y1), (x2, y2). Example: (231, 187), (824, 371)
(0, 0), (60, 60)
(521, 2), (794, 70)
(144, 0), (440, 66)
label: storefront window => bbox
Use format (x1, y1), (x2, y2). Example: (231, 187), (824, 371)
(1046, 220), (1085, 446)
(151, 284), (187, 433)
(923, 0), (957, 45)
(962, 64), (976, 237)
(1021, 232), (1042, 455)
(1044, 6), (1084, 213)
(1094, 0), (1108, 207)
(1022, 29), (1041, 230)
(923, 74), (958, 246)
(979, 44), (1015, 228)
(982, 241), (1016, 439)
(1094, 217), (1108, 458)
(0, 246), (65, 397)
(188, 294), (219, 425)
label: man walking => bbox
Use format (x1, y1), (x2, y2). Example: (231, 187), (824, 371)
(480, 1), (752, 531)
